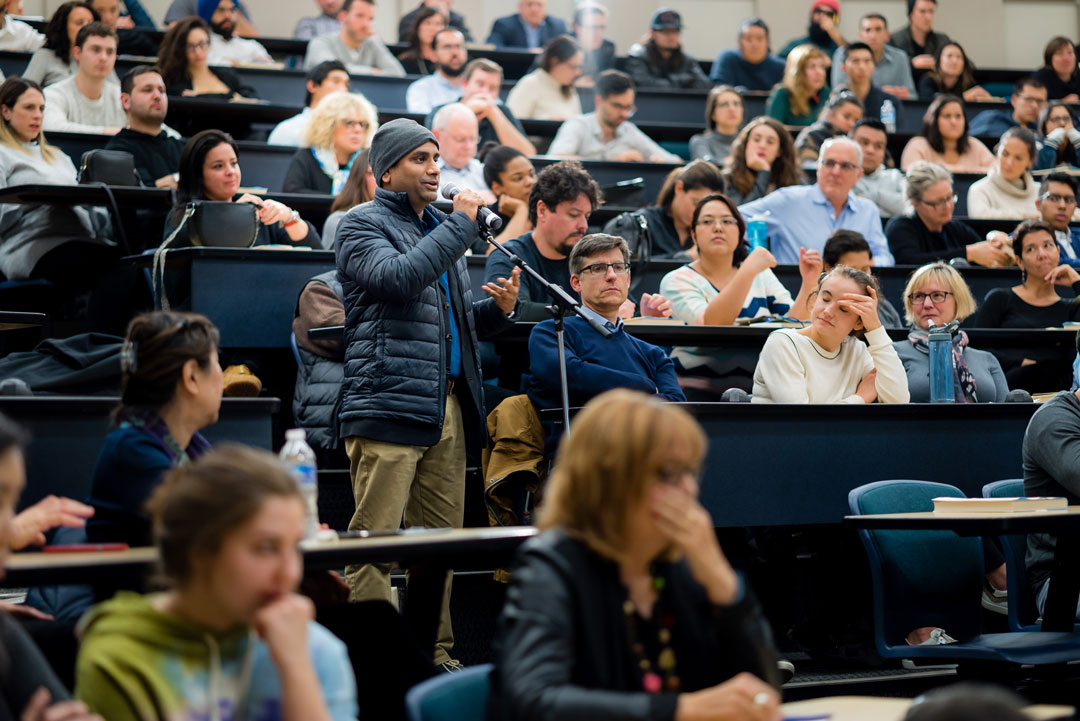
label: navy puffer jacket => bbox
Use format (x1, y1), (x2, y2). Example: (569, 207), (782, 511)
(335, 187), (510, 447)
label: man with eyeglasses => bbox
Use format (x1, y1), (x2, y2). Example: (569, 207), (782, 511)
(548, 70), (681, 163)
(526, 232), (684, 413)
(573, 3), (614, 83)
(710, 17), (784, 91)
(406, 28), (468, 115)
(203, 0), (271, 65)
(1036, 172), (1080, 269)
(970, 77), (1047, 138)
(738, 136), (894, 265)
(267, 61), (350, 146)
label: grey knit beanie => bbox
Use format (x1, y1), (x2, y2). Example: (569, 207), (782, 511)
(369, 118), (439, 187)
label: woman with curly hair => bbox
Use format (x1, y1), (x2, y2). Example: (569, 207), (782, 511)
(766, 43), (829, 127)
(721, 116), (803, 205)
(283, 91), (378, 195)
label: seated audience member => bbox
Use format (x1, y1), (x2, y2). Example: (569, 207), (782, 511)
(396, 5), (446, 76)
(405, 27), (466, 114)
(887, 161), (1009, 266)
(822, 229), (903, 326)
(625, 7), (709, 90)
(486, 0), (566, 50)
(918, 41), (992, 101)
(895, 262), (1008, 402)
(482, 144), (536, 246)
(303, 0), (405, 77)
(492, 388), (781, 719)
(979, 219), (1080, 390)
(43, 22), (124, 135)
(767, 43), (830, 127)
(1037, 101), (1080, 171)
(689, 85), (743, 165)
(794, 90), (863, 166)
(661, 193), (819, 381)
(292, 269), (345, 453)
(398, 0), (471, 43)
(547, 70), (681, 163)
(484, 160), (600, 321)
(888, 0), (950, 72)
(603, 159), (726, 259)
(431, 102), (493, 202)
(165, 130), (320, 247)
(738, 137), (895, 265)
(969, 77), (1047, 138)
(526, 234), (681, 411)
(967, 127), (1039, 219)
(721, 116), (802, 205)
(23, 1), (99, 88)
(900, 94), (993, 173)
(1023, 332), (1080, 619)
(1037, 172), (1080, 267)
(267, 61), (350, 147)
(779, 0), (844, 59)
(203, 0), (271, 66)
(113, 0), (157, 29)
(851, 119), (906, 217)
(752, 265), (909, 403)
(105, 66), (184, 188)
(164, 0), (256, 36)
(76, 446), (358, 721)
(710, 17), (784, 91)
(832, 14), (915, 100)
(505, 35), (583, 121)
(86, 311), (220, 547)
(0, 415), (102, 721)
(322, 148), (372, 245)
(89, 0), (157, 58)
(835, 41), (903, 123)
(428, 59), (535, 156)
(1035, 36), (1080, 103)
(573, 3), (614, 82)
(295, 0), (343, 41)
(0, 1), (43, 51)
(284, 91), (375, 195)
(0, 77), (116, 283)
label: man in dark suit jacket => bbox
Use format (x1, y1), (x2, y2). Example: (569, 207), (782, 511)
(486, 0), (567, 50)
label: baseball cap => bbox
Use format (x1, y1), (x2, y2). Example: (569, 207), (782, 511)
(812, 0), (840, 13)
(650, 7), (681, 31)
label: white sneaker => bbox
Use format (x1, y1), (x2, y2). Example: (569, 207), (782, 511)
(981, 582), (1008, 615)
(918, 628), (958, 645)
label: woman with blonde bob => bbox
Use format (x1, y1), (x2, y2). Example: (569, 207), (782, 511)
(283, 91), (378, 195)
(490, 389), (782, 721)
(765, 43), (829, 127)
(893, 262), (1008, 403)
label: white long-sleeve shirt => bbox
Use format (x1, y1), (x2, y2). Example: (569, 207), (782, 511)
(43, 76), (126, 135)
(752, 326), (910, 404)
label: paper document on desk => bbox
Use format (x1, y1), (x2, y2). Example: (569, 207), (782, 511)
(932, 497), (1068, 513)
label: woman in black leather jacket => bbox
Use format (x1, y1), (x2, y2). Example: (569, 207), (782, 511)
(489, 389), (782, 721)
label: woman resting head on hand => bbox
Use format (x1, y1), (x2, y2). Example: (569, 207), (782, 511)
(75, 445), (357, 721)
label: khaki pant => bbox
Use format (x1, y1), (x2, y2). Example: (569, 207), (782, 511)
(344, 393), (465, 665)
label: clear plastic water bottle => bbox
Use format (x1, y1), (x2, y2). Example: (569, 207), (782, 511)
(927, 322), (955, 403)
(880, 98), (897, 134)
(280, 429), (319, 538)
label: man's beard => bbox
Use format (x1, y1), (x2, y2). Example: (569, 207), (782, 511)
(808, 21), (830, 45)
(438, 62), (464, 78)
(211, 20), (233, 40)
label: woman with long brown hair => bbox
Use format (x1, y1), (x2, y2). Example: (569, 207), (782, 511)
(722, 116), (802, 205)
(765, 43), (829, 127)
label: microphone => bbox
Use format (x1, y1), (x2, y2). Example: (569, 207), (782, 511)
(441, 184), (503, 231)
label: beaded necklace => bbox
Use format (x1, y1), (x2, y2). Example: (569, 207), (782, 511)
(623, 571), (680, 694)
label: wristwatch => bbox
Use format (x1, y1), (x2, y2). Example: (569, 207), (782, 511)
(282, 209), (301, 228)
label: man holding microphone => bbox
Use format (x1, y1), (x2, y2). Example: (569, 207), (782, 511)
(335, 118), (520, 671)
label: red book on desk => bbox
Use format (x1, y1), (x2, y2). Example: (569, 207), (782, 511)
(932, 497), (1068, 513)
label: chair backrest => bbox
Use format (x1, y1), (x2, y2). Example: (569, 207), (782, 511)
(849, 480), (985, 650)
(405, 664), (493, 721)
(983, 478), (1040, 630)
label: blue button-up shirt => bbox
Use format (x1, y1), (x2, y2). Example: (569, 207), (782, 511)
(405, 72), (465, 115)
(738, 184), (894, 266)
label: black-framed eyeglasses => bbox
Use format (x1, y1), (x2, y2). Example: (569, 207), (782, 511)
(579, 262), (630, 276)
(908, 290), (953, 304)
(920, 194), (958, 210)
(1040, 192), (1077, 205)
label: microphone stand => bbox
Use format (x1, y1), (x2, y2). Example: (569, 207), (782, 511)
(480, 224), (611, 436)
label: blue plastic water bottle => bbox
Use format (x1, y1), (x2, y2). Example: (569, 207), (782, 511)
(928, 322), (954, 403)
(746, 219), (768, 250)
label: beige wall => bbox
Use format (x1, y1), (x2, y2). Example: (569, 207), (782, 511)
(23, 0), (1080, 70)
